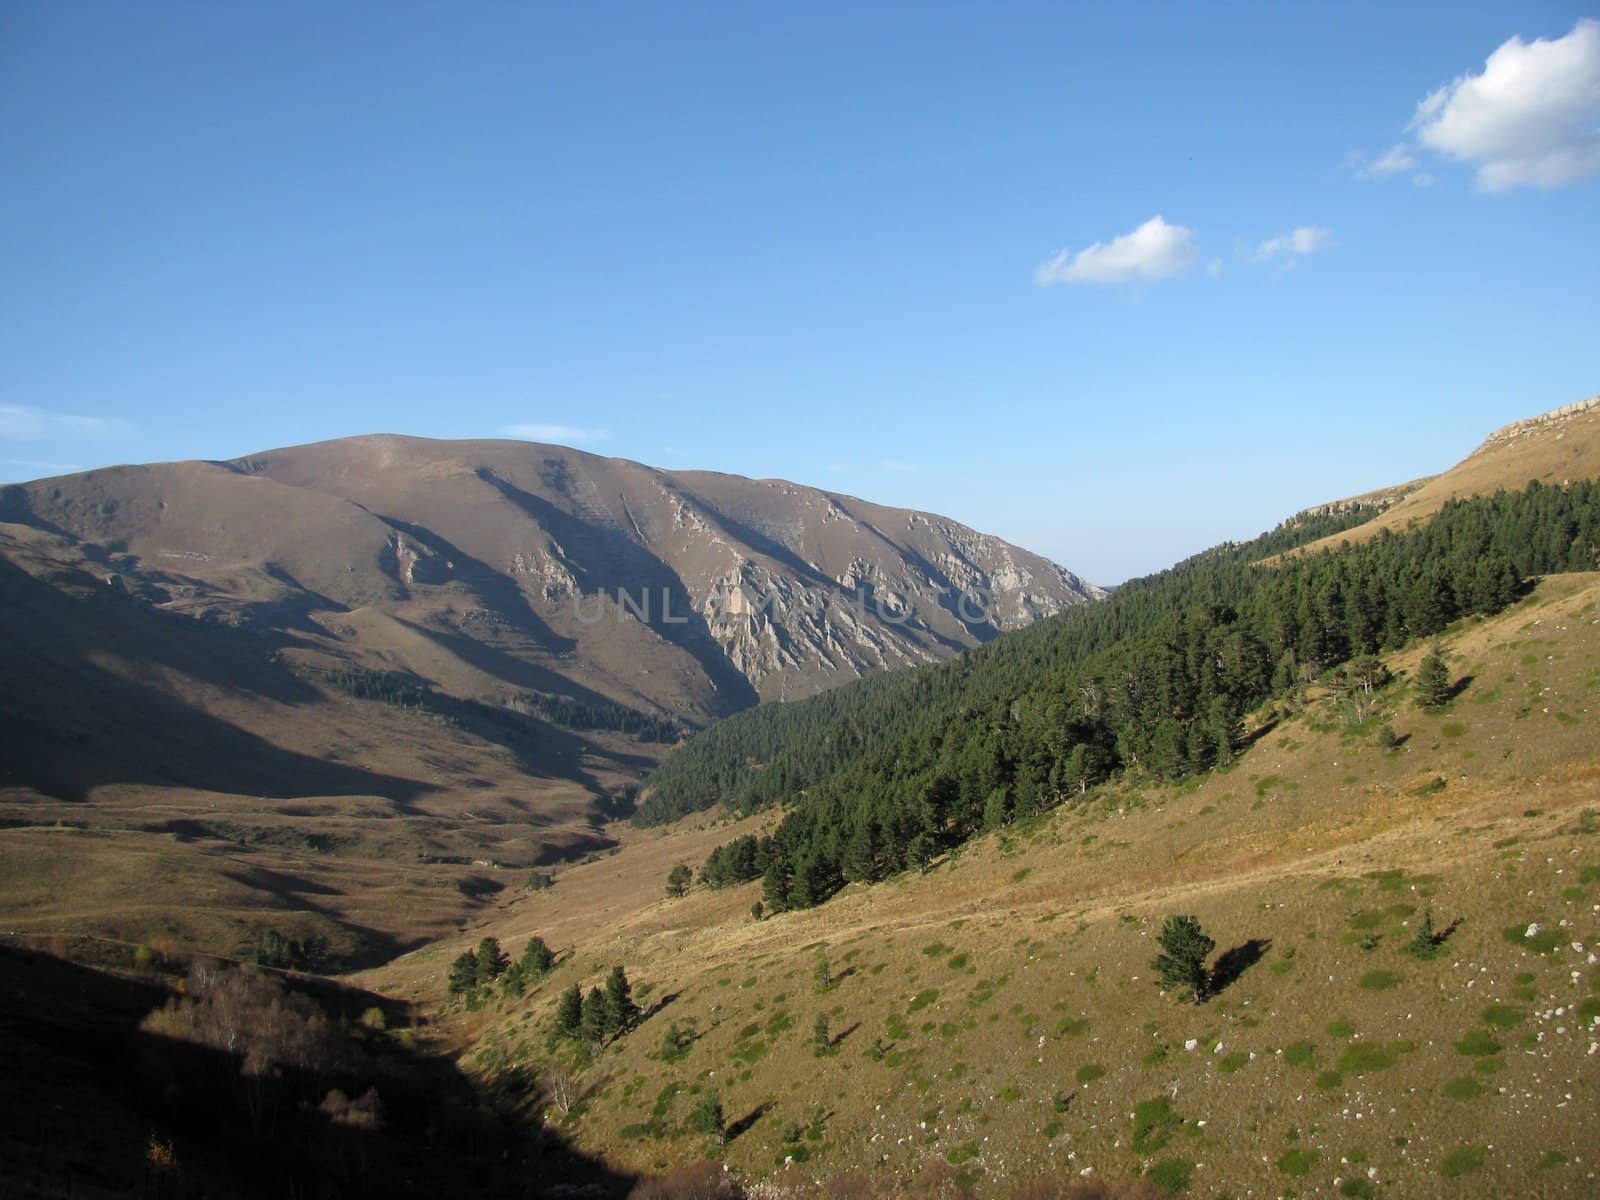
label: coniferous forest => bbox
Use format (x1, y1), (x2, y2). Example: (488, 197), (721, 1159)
(641, 481), (1600, 910)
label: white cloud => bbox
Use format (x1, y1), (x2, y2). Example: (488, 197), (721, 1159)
(1206, 259), (1224, 278)
(1410, 18), (1600, 192)
(1253, 226), (1333, 262)
(500, 423), (609, 445)
(0, 403), (132, 440)
(1035, 215), (1198, 286)
(1360, 143), (1419, 178)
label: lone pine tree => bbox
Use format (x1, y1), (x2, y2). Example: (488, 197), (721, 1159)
(1152, 914), (1216, 1004)
(1416, 644), (1452, 709)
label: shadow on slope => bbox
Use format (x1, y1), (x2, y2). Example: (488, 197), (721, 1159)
(0, 555), (437, 806)
(0, 943), (633, 1199)
(477, 469), (759, 715)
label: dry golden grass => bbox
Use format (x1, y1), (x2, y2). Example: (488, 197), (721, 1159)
(391, 574), (1600, 1198)
(1282, 397), (1600, 560)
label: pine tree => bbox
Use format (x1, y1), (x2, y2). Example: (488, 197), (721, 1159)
(447, 951), (479, 1001)
(761, 858), (790, 912)
(499, 963), (528, 998)
(666, 863), (692, 898)
(688, 1088), (725, 1142)
(660, 1021), (692, 1061)
(1152, 914), (1215, 1004)
(554, 984), (583, 1037)
(604, 965), (639, 1033)
(580, 986), (611, 1044)
(813, 1013), (831, 1055)
(475, 936), (508, 981)
(1415, 644), (1451, 709)
(1406, 908), (1443, 960)
(521, 936), (555, 977)
(1207, 697), (1240, 769)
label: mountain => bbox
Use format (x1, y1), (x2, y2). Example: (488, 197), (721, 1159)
(0, 436), (1096, 961)
(4, 435), (1101, 722)
(361, 395), (1600, 1198)
(7, 398), (1600, 1200)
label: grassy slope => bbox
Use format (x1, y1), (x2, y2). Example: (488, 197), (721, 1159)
(0, 523), (650, 965)
(376, 573), (1600, 1197)
(1285, 398), (1600, 559)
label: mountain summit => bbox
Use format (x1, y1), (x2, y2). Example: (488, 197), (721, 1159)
(3, 434), (1101, 724)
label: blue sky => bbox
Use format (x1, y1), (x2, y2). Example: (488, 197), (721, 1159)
(3, 2), (1596, 583)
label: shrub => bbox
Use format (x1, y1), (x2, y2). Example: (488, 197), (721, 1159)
(687, 1089), (726, 1142)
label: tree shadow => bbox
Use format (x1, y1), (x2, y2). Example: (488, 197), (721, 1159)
(1208, 938), (1272, 998)
(640, 991), (680, 1023)
(727, 1100), (775, 1141)
(1446, 674), (1475, 702)
(828, 1021), (860, 1049)
(1241, 719), (1279, 749)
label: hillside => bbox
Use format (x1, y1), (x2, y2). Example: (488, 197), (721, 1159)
(347, 397), (1600, 1198)
(1287, 396), (1600, 558)
(0, 437), (1096, 963)
(6, 400), (1600, 1198)
(4, 435), (1100, 721)
(382, 570), (1600, 1198)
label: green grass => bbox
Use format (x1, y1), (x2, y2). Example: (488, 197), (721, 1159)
(1277, 1148), (1318, 1178)
(1218, 1051), (1249, 1074)
(1131, 1096), (1183, 1155)
(1443, 1076), (1486, 1100)
(1481, 1003), (1526, 1029)
(1455, 1029), (1501, 1057)
(731, 1040), (768, 1065)
(1503, 923), (1563, 954)
(1283, 1040), (1316, 1067)
(908, 989), (940, 1013)
(1440, 1145), (1487, 1178)
(1335, 1041), (1414, 1075)
(1325, 1018), (1356, 1038)
(1358, 970), (1402, 991)
(1145, 1158), (1194, 1193)
(1075, 1063), (1105, 1085)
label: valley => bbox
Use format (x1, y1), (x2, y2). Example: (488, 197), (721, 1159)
(3, 398), (1598, 1199)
